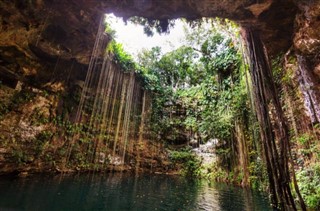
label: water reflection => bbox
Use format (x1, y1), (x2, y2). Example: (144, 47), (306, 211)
(0, 173), (272, 210)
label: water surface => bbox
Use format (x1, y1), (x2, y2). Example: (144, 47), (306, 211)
(0, 173), (272, 210)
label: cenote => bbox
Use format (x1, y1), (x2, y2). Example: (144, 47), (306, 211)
(2, 1), (320, 210)
(0, 174), (272, 211)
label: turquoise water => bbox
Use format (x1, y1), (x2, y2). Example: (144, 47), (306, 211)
(0, 173), (272, 210)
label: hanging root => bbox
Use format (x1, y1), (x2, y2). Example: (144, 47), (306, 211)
(242, 27), (306, 211)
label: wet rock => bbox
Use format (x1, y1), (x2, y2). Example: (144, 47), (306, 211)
(18, 171), (28, 177)
(192, 139), (218, 164)
(294, 1), (320, 55)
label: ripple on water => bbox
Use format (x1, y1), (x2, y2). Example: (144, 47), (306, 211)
(0, 174), (272, 211)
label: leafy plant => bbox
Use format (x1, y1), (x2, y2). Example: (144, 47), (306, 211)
(107, 41), (136, 71)
(169, 148), (202, 177)
(11, 148), (29, 164)
(297, 164), (320, 209)
(128, 17), (175, 36)
(0, 89), (36, 118)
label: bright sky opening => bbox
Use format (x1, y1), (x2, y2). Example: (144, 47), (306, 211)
(106, 14), (186, 59)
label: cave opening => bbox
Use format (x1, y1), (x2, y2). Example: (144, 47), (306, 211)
(97, 13), (249, 167)
(72, 12), (287, 209)
(70, 12), (307, 210)
(1, 1), (320, 210)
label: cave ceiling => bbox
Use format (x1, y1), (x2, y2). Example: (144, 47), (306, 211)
(0, 0), (298, 78)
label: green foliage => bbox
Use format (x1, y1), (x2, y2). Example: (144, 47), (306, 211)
(296, 132), (313, 145)
(135, 18), (270, 191)
(11, 89), (36, 106)
(33, 130), (53, 157)
(157, 46), (199, 88)
(36, 130), (53, 142)
(107, 41), (136, 71)
(0, 100), (10, 120)
(105, 21), (116, 39)
(205, 161), (241, 184)
(271, 55), (284, 85)
(11, 145), (29, 164)
(10, 131), (53, 164)
(169, 148), (202, 178)
(30, 107), (49, 126)
(105, 15), (136, 71)
(297, 164), (320, 210)
(294, 132), (320, 158)
(53, 116), (80, 136)
(128, 17), (175, 36)
(138, 46), (164, 91)
(137, 21), (247, 145)
(0, 89), (35, 116)
(248, 158), (269, 191)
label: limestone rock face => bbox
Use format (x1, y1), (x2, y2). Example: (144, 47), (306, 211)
(0, 0), (96, 87)
(293, 1), (320, 123)
(0, 0), (320, 175)
(294, 1), (320, 55)
(0, 0), (298, 78)
(103, 0), (297, 55)
(0, 0), (99, 64)
(0, 0), (319, 131)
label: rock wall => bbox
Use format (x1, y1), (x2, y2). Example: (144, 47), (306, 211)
(1, 0), (320, 176)
(0, 0), (314, 79)
(294, 1), (320, 123)
(0, 0), (299, 79)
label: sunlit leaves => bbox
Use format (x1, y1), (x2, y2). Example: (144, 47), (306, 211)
(107, 41), (136, 71)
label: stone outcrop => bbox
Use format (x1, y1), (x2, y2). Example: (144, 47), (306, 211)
(0, 0), (302, 82)
(0, 0), (320, 177)
(293, 1), (320, 123)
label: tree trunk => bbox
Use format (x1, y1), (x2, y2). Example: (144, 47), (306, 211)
(242, 28), (306, 211)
